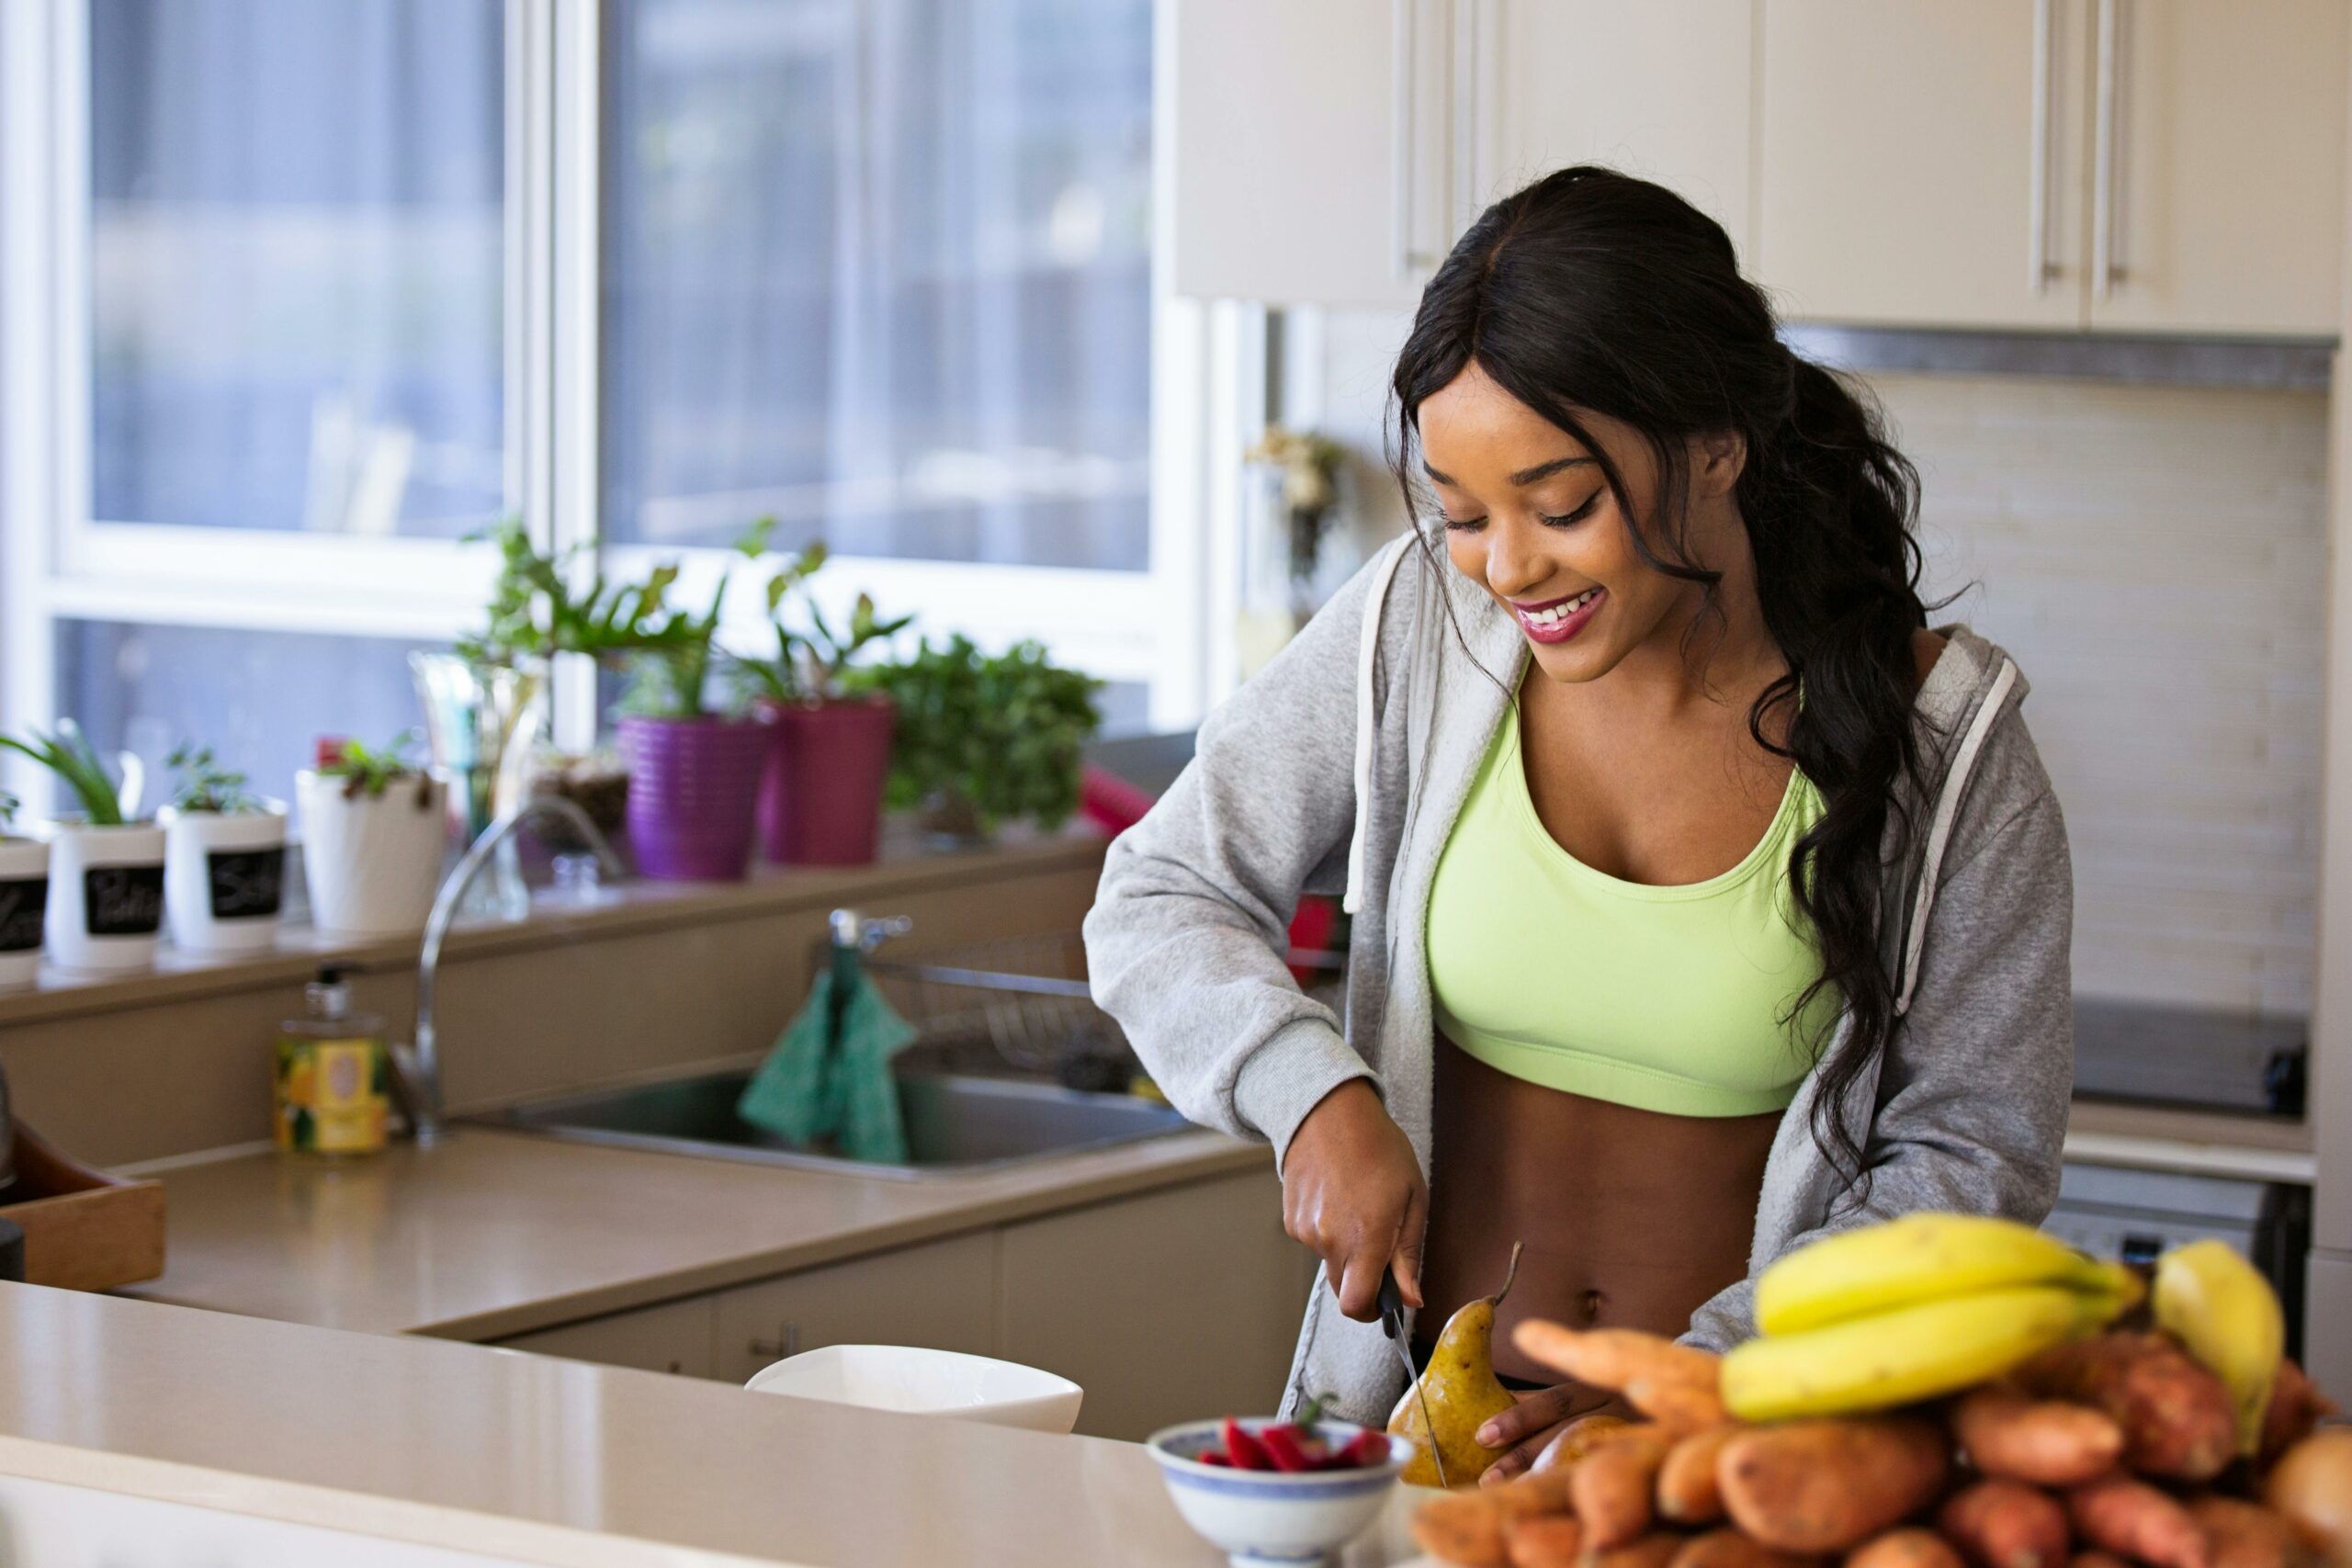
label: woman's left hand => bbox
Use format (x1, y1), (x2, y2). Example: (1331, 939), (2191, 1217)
(1475, 1388), (1626, 1485)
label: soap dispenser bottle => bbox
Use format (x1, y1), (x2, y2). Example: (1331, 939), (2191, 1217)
(276, 965), (390, 1156)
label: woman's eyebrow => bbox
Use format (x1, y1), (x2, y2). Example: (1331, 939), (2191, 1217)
(1419, 456), (1596, 489)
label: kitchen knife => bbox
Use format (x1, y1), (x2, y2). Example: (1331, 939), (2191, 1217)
(1377, 1270), (1447, 1488)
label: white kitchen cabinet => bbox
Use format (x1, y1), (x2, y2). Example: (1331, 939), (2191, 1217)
(1758, 0), (2095, 330)
(1483, 1), (1758, 259)
(996, 1171), (1310, 1441)
(496, 1294), (716, 1380)
(1168, 0), (1463, 307)
(709, 1233), (998, 1387)
(2086, 0), (2346, 335)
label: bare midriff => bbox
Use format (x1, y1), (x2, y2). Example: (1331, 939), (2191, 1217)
(1415, 1032), (1781, 1388)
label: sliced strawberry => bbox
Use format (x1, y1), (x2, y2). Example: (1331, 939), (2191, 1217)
(1329, 1429), (1393, 1470)
(1193, 1450), (1231, 1467)
(1261, 1424), (1323, 1472)
(1220, 1417), (1272, 1471)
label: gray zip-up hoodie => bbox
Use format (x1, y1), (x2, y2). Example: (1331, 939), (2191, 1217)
(1084, 532), (2075, 1425)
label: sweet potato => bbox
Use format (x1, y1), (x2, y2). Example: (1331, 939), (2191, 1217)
(1588, 1534), (1694, 1568)
(1572, 1427), (1679, 1549)
(1848, 1529), (1969, 1568)
(2018, 1332), (2235, 1483)
(2264, 1429), (2352, 1567)
(1937, 1479), (2072, 1568)
(1669, 1526), (1823, 1568)
(2188, 1495), (2310, 1568)
(1513, 1321), (1723, 1393)
(2066, 1476), (2212, 1568)
(1718, 1417), (1952, 1554)
(1533, 1413), (1633, 1473)
(2073, 1555), (2133, 1568)
(1505, 1515), (1585, 1568)
(1659, 1427), (1740, 1526)
(1951, 1385), (2126, 1487)
(1630, 1377), (1733, 1432)
(1415, 1489), (1513, 1568)
(2257, 1359), (2338, 1470)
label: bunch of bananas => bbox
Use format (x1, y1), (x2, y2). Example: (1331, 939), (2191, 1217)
(1723, 1214), (2142, 1422)
(2151, 1237), (2285, 1456)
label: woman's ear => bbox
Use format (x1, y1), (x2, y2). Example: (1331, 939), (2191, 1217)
(1692, 430), (1747, 497)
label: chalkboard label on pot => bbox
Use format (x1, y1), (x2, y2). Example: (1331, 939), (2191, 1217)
(206, 845), (285, 920)
(0, 878), (46, 952)
(83, 863), (164, 937)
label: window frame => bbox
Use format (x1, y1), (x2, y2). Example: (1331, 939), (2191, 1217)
(1, 0), (1210, 811)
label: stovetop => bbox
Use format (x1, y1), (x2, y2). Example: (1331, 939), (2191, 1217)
(2070, 996), (2307, 1119)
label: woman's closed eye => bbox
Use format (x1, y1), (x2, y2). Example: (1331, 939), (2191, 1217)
(1537, 492), (1603, 529)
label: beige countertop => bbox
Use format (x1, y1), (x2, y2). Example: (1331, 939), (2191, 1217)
(121, 1124), (1263, 1341)
(0, 1282), (1425, 1567)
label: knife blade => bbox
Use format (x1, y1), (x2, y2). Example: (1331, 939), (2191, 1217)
(1377, 1270), (1448, 1488)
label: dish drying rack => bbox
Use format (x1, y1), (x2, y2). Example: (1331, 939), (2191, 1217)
(831, 910), (1343, 1093)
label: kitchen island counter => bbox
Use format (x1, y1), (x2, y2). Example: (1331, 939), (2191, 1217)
(0, 1281), (1422, 1567)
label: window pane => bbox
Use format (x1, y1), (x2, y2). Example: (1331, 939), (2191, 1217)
(58, 622), (433, 811)
(601, 0), (1152, 570)
(89, 0), (504, 536)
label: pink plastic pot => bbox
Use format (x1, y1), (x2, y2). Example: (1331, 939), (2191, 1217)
(617, 714), (770, 882)
(755, 695), (896, 866)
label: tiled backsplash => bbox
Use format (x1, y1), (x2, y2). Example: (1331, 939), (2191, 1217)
(1299, 312), (2328, 1020)
(1882, 373), (2328, 1018)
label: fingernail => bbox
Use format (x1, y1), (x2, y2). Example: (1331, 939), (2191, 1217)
(1476, 1423), (1498, 1445)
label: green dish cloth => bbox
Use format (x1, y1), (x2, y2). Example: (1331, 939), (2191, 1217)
(736, 965), (919, 1164)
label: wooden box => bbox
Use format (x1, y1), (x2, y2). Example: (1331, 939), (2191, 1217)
(0, 1121), (164, 1291)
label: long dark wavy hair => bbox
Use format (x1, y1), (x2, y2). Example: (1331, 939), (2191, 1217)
(1391, 165), (1929, 1197)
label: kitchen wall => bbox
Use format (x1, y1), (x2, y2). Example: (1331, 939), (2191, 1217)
(1287, 310), (2330, 1020)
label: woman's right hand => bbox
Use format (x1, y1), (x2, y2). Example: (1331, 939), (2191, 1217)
(1281, 1079), (1429, 1322)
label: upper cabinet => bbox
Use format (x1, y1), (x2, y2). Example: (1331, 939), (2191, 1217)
(1168, 0), (1458, 309)
(1757, 0), (2092, 330)
(1758, 0), (2346, 336)
(1170, 0), (2347, 337)
(1483, 1), (1757, 262)
(2086, 0), (2347, 334)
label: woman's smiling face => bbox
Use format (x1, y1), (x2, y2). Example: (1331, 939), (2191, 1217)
(1419, 363), (1741, 684)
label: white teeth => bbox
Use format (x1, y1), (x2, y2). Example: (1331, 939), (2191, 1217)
(1524, 589), (1600, 626)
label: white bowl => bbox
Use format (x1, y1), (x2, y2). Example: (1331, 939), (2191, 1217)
(744, 1345), (1084, 1433)
(1147, 1418), (1411, 1568)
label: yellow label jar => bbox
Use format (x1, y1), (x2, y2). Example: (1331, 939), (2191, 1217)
(276, 967), (390, 1156)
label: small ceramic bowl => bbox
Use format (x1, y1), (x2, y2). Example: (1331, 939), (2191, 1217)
(1147, 1418), (1412, 1567)
(744, 1345), (1084, 1433)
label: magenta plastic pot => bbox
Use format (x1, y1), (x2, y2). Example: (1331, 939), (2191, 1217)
(617, 714), (770, 882)
(755, 695), (896, 866)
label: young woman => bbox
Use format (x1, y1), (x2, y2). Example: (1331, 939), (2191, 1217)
(1085, 167), (2073, 1479)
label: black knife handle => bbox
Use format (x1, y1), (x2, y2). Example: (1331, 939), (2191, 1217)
(1376, 1270), (1406, 1337)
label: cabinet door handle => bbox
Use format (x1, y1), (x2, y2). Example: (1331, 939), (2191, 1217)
(2029, 0), (2060, 290)
(748, 1321), (801, 1361)
(2092, 0), (2127, 295)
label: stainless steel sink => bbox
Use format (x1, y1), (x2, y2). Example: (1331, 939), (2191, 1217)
(471, 1068), (1192, 1179)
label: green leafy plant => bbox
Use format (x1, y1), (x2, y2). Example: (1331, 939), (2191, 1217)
(845, 635), (1102, 835)
(458, 517), (699, 667)
(0, 724), (133, 825)
(164, 743), (264, 815)
(731, 539), (914, 705)
(319, 733), (434, 804)
(616, 518), (776, 720)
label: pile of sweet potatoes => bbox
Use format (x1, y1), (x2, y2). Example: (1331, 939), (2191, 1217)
(1409, 1325), (2347, 1568)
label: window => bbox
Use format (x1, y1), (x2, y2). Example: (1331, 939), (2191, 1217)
(2, 0), (1189, 822)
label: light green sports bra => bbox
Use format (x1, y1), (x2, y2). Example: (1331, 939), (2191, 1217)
(1427, 698), (1837, 1118)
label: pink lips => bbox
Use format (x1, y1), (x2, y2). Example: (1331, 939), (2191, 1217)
(1512, 588), (1605, 646)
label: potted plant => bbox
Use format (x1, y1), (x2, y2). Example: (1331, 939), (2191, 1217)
(156, 743), (288, 954)
(733, 540), (912, 866)
(846, 635), (1102, 848)
(615, 523), (775, 882)
(0, 790), (48, 989)
(294, 734), (448, 938)
(0, 725), (165, 973)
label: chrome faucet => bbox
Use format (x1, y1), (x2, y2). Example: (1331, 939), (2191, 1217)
(398, 796), (627, 1146)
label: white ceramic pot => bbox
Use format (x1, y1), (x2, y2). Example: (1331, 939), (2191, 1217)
(744, 1346), (1085, 1433)
(42, 820), (167, 974)
(160, 801), (289, 953)
(296, 770), (448, 939)
(0, 836), (50, 989)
